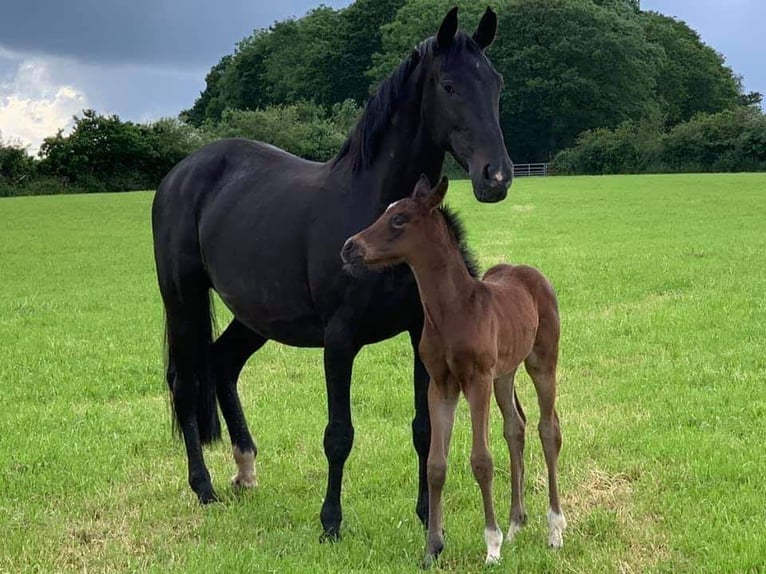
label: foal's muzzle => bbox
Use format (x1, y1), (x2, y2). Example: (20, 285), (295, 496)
(341, 238), (364, 264)
(341, 237), (368, 276)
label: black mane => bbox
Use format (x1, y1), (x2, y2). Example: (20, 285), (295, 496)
(334, 33), (476, 172)
(438, 204), (480, 279)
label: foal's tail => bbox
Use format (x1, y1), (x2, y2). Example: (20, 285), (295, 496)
(162, 290), (222, 445)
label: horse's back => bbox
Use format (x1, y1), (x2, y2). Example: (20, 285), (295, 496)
(152, 138), (336, 346)
(483, 263), (558, 328)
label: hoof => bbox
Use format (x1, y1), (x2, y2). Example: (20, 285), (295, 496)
(506, 511), (527, 542)
(484, 527), (503, 564)
(506, 520), (524, 542)
(197, 490), (220, 505)
(231, 472), (258, 489)
(422, 541), (443, 569)
(547, 509), (566, 549)
(422, 553), (439, 569)
(319, 527), (341, 543)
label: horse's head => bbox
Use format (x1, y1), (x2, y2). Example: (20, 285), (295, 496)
(342, 174), (450, 270)
(421, 7), (512, 203)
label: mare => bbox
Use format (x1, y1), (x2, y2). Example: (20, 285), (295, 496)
(342, 175), (565, 565)
(151, 7), (513, 539)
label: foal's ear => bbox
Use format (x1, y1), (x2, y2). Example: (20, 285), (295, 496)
(412, 174), (433, 201)
(437, 7), (459, 49)
(428, 176), (449, 209)
(473, 7), (497, 50)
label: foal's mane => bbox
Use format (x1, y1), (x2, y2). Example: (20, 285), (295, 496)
(438, 205), (480, 279)
(334, 33), (475, 172)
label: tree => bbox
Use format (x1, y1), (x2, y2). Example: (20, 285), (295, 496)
(182, 1), (405, 126)
(0, 133), (35, 183)
(38, 110), (201, 192)
(367, 1), (486, 85)
(333, 0), (408, 102)
(181, 56), (232, 125)
(640, 11), (741, 126)
(490, 0), (663, 162)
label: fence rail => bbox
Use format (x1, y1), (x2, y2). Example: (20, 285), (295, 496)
(513, 162), (551, 177)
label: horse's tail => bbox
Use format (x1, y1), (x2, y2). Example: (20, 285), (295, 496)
(162, 289), (222, 445)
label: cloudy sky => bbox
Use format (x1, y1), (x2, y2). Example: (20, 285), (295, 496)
(1, 1), (762, 153)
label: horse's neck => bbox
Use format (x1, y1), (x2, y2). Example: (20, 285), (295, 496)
(339, 103), (444, 211)
(369, 124), (444, 207)
(408, 221), (477, 331)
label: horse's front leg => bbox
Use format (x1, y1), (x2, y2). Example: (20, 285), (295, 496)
(319, 330), (360, 541)
(410, 329), (431, 528)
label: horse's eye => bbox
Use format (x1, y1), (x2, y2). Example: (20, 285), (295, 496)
(442, 82), (455, 96)
(391, 213), (408, 228)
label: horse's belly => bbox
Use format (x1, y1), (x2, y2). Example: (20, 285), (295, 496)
(217, 292), (322, 348)
(241, 315), (325, 348)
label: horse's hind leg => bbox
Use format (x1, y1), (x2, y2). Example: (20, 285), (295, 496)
(493, 370), (528, 541)
(410, 329), (431, 528)
(163, 283), (221, 504)
(213, 319), (267, 489)
(525, 349), (565, 548)
(465, 376), (503, 565)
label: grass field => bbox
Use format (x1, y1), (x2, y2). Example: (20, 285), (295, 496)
(1, 174), (764, 573)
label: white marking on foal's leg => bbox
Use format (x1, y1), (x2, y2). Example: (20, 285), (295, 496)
(506, 519), (524, 542)
(484, 526), (503, 564)
(547, 508), (566, 549)
(231, 445), (258, 489)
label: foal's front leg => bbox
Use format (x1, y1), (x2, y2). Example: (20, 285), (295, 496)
(424, 377), (459, 568)
(465, 377), (503, 564)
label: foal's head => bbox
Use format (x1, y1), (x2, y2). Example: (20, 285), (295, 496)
(342, 175), (451, 269)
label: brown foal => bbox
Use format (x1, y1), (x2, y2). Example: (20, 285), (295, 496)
(342, 175), (565, 566)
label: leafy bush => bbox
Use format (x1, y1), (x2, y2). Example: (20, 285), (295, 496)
(205, 100), (362, 162)
(553, 107), (766, 174)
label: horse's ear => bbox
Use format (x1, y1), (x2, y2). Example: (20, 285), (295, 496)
(437, 7), (459, 49)
(428, 176), (449, 209)
(473, 7), (497, 50)
(412, 174), (432, 201)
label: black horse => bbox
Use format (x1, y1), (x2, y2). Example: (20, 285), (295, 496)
(152, 7), (512, 539)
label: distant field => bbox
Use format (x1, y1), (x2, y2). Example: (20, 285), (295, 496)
(1, 174), (764, 573)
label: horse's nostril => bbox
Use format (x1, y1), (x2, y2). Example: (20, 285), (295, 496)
(483, 163), (492, 181)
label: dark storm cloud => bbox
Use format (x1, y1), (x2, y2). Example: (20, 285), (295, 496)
(0, 0), (352, 68)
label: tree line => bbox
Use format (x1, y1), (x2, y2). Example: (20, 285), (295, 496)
(2, 0), (764, 196)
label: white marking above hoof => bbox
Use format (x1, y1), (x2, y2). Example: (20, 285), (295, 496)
(506, 520), (524, 542)
(547, 509), (566, 549)
(231, 446), (258, 489)
(484, 526), (503, 564)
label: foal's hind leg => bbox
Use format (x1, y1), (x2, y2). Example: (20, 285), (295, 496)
(493, 370), (528, 541)
(525, 353), (566, 548)
(465, 377), (503, 564)
(213, 319), (267, 489)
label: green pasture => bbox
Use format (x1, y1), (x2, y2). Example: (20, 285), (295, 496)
(1, 174), (764, 573)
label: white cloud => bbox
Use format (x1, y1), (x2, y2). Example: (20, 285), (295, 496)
(0, 57), (87, 154)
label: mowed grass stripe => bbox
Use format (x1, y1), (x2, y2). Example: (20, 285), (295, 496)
(0, 174), (764, 573)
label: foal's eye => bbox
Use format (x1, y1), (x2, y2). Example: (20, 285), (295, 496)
(391, 213), (407, 228)
(442, 82), (455, 96)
